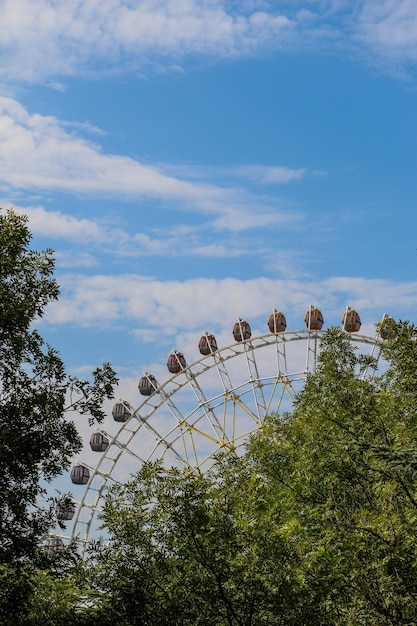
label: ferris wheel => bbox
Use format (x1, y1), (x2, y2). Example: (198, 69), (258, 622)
(52, 306), (393, 554)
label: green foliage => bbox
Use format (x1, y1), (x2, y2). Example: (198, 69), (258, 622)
(251, 325), (417, 624)
(0, 560), (96, 626)
(85, 323), (417, 625)
(88, 459), (312, 625)
(0, 209), (118, 620)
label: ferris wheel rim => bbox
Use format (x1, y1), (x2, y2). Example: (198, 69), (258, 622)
(66, 326), (385, 550)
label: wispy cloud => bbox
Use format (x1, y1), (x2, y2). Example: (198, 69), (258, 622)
(45, 272), (417, 335)
(355, 1), (417, 53)
(0, 98), (303, 232)
(11, 205), (105, 244)
(161, 163), (308, 184)
(54, 251), (98, 269)
(0, 0), (295, 83)
(1, 1), (417, 84)
(0, 97), (214, 201)
(232, 165), (307, 184)
(349, 1), (417, 77)
(5, 204), (265, 261)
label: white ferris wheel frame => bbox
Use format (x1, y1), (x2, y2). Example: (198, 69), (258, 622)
(60, 318), (386, 554)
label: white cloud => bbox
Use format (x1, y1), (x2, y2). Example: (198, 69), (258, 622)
(158, 163), (308, 184)
(233, 165), (307, 184)
(0, 0), (295, 83)
(211, 207), (301, 231)
(0, 1), (416, 84)
(45, 273), (417, 336)
(0, 96), (213, 201)
(355, 1), (417, 57)
(14, 205), (105, 244)
(54, 251), (98, 269)
(0, 99), (303, 234)
(3, 203), (269, 260)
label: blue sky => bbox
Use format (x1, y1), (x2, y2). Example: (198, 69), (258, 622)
(2, 1), (417, 503)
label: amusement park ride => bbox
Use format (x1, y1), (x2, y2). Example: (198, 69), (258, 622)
(49, 305), (394, 555)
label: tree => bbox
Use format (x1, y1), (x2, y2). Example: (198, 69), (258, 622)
(85, 323), (417, 625)
(87, 458), (315, 626)
(250, 324), (417, 624)
(0, 209), (117, 619)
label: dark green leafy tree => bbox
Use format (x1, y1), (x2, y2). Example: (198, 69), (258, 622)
(0, 209), (118, 622)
